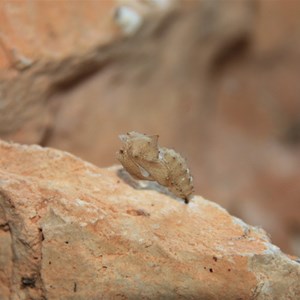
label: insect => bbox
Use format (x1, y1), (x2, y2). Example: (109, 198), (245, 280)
(116, 131), (194, 203)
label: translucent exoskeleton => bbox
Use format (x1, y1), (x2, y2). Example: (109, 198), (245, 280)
(117, 131), (194, 203)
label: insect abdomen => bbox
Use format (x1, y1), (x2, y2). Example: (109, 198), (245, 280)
(160, 148), (194, 200)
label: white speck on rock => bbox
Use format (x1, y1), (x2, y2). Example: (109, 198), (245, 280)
(114, 5), (143, 35)
(263, 242), (281, 255)
(75, 198), (88, 207)
(85, 170), (102, 177)
(152, 224), (160, 230)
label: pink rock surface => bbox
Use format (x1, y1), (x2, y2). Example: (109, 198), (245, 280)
(0, 140), (299, 299)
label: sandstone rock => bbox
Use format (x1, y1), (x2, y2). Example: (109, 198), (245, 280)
(0, 0), (178, 144)
(0, 1), (117, 70)
(0, 0), (118, 145)
(0, 140), (299, 300)
(1, 0), (300, 263)
(30, 0), (300, 255)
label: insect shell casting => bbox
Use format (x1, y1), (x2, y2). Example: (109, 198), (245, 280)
(116, 131), (194, 203)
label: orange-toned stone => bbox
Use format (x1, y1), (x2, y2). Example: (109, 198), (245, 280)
(0, 139), (299, 299)
(1, 0), (300, 269)
(0, 0), (118, 71)
(0, 0), (124, 148)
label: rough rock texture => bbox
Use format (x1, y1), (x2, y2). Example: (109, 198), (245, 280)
(41, 0), (300, 255)
(0, 140), (299, 300)
(0, 0), (119, 144)
(0, 0), (178, 144)
(1, 0), (300, 255)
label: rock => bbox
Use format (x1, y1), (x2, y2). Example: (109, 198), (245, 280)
(0, 0), (178, 144)
(0, 0), (117, 144)
(0, 0), (300, 258)
(34, 0), (300, 255)
(0, 140), (299, 300)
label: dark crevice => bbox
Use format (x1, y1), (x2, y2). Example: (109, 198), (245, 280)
(0, 222), (10, 231)
(51, 59), (110, 92)
(21, 276), (36, 289)
(281, 119), (300, 147)
(210, 35), (251, 75)
(38, 227), (47, 299)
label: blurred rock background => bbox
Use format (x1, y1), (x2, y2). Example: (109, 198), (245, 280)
(0, 0), (299, 255)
